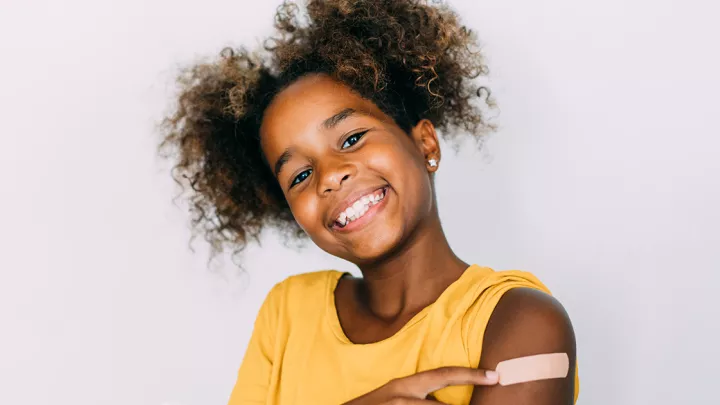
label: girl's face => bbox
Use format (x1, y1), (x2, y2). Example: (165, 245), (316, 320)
(260, 74), (440, 263)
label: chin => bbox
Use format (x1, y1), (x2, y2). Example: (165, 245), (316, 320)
(336, 227), (406, 264)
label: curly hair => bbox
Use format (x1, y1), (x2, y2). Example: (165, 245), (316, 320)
(158, 0), (494, 263)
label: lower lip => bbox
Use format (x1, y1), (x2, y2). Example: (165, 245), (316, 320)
(331, 187), (390, 233)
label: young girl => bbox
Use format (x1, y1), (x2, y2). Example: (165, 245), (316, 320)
(159, 1), (579, 404)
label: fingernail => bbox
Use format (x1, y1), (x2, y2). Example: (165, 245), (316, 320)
(485, 370), (499, 382)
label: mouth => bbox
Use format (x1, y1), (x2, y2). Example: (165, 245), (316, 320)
(330, 186), (389, 232)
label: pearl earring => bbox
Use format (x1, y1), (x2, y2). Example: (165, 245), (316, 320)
(428, 158), (437, 167)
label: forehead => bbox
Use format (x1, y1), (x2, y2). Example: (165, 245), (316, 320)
(266, 74), (363, 119)
(260, 75), (379, 146)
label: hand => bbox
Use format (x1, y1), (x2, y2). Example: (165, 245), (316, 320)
(341, 367), (499, 404)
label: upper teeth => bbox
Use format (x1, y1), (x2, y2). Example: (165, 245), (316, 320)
(336, 189), (386, 226)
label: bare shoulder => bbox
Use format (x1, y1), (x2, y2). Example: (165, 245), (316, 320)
(470, 288), (577, 404)
(482, 288), (576, 363)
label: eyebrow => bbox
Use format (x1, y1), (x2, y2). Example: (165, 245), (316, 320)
(273, 108), (360, 177)
(322, 108), (357, 130)
(274, 149), (293, 178)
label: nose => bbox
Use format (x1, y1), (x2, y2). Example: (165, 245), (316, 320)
(317, 158), (356, 195)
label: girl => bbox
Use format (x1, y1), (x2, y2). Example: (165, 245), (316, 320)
(159, 1), (579, 404)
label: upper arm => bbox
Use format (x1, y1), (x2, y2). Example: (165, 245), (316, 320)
(227, 281), (285, 405)
(469, 288), (577, 405)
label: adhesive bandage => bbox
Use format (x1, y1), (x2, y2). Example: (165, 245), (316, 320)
(495, 353), (569, 386)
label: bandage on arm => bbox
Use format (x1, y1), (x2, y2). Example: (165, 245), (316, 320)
(495, 353), (569, 386)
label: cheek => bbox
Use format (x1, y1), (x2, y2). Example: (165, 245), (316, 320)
(288, 192), (322, 232)
(365, 140), (430, 208)
(365, 140), (424, 182)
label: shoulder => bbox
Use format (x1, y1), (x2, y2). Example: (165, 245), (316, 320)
(278, 269), (344, 296)
(486, 288), (574, 344)
(263, 269), (344, 315)
(454, 267), (575, 365)
(479, 287), (576, 382)
(455, 267), (554, 329)
(471, 287), (578, 403)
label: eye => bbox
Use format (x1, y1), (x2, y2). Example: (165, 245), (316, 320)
(341, 130), (369, 149)
(290, 169), (312, 188)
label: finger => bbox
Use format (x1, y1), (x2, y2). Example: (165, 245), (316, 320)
(382, 398), (446, 405)
(402, 367), (499, 398)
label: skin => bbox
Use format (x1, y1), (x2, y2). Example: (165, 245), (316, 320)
(260, 73), (576, 404)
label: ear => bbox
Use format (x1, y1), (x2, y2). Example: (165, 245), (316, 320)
(409, 119), (441, 172)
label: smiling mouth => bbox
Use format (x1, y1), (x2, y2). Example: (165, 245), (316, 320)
(333, 187), (388, 229)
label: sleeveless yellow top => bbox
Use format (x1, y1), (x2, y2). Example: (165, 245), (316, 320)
(228, 265), (579, 404)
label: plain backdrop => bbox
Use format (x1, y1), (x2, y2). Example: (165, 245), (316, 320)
(1, 0), (718, 404)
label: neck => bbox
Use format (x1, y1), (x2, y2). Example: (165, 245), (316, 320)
(354, 212), (469, 321)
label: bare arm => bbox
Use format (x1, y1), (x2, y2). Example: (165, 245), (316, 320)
(469, 288), (577, 405)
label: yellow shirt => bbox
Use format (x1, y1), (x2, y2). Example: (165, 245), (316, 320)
(228, 265), (579, 404)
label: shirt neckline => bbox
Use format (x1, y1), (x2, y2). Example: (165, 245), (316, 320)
(325, 264), (484, 346)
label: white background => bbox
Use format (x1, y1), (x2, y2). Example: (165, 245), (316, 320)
(1, 0), (718, 404)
